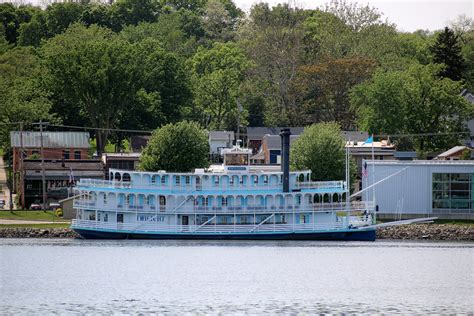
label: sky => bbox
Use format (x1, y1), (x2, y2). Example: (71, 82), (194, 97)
(234, 0), (473, 32)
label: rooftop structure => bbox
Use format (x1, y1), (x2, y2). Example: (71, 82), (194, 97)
(436, 146), (469, 160)
(10, 131), (90, 148)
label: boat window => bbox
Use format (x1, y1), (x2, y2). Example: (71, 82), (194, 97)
(97, 213), (101, 221)
(103, 194), (107, 204)
(159, 196), (166, 206)
(161, 176), (166, 184)
(263, 176), (268, 184)
(229, 177), (234, 186)
(126, 195), (130, 205)
(151, 176), (156, 184)
(175, 176), (180, 185)
(185, 176), (190, 185)
(225, 153), (249, 166)
(104, 214), (108, 222)
(222, 197), (228, 207)
(146, 196), (150, 205)
(241, 216), (247, 224)
(214, 176), (220, 185)
(296, 195), (301, 205)
(204, 197), (209, 206)
(253, 176), (258, 184)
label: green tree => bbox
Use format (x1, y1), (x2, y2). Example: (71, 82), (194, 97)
(18, 14), (47, 47)
(41, 24), (140, 154)
(0, 47), (57, 151)
(139, 121), (209, 172)
(290, 122), (354, 181)
(44, 2), (84, 37)
(351, 64), (473, 151)
(430, 27), (466, 81)
(238, 3), (308, 126)
(109, 0), (160, 31)
(295, 57), (377, 128)
(190, 42), (250, 129)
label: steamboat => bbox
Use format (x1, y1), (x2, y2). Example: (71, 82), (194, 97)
(71, 129), (378, 240)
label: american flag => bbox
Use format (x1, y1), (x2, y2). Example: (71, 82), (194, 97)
(362, 161), (368, 178)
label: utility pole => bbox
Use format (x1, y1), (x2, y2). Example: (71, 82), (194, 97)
(19, 122), (25, 209)
(236, 98), (242, 144)
(39, 121), (47, 210)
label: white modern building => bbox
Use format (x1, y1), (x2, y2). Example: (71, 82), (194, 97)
(363, 160), (474, 220)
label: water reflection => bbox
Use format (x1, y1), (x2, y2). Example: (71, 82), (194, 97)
(1, 239), (473, 314)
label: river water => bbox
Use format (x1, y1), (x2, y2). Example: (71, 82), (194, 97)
(0, 239), (473, 314)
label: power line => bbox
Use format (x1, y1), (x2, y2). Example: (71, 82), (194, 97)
(48, 124), (154, 134)
(374, 131), (471, 138)
(3, 121), (473, 138)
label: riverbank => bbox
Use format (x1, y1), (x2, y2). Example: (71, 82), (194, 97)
(0, 224), (473, 240)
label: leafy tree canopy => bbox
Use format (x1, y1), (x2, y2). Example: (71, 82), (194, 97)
(351, 64), (473, 152)
(139, 121), (210, 172)
(290, 122), (354, 181)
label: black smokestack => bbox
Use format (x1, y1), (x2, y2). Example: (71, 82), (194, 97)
(280, 128), (291, 193)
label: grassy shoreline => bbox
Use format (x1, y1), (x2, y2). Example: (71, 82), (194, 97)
(0, 210), (69, 222)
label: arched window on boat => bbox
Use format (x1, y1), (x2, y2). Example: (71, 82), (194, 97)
(222, 197), (228, 207)
(323, 194), (330, 203)
(298, 174), (305, 182)
(151, 175), (157, 184)
(252, 175), (258, 185)
(114, 173), (121, 181)
(296, 194), (302, 205)
(314, 194), (320, 204)
(263, 175), (268, 184)
(122, 173), (131, 182)
(333, 194), (339, 203)
(159, 196), (166, 206)
(161, 176), (166, 185)
(159, 196), (166, 212)
(103, 192), (107, 205)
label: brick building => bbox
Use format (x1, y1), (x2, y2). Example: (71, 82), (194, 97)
(10, 131), (90, 173)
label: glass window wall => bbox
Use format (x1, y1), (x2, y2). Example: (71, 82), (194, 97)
(432, 173), (474, 212)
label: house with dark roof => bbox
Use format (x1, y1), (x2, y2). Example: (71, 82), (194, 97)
(260, 134), (300, 164)
(246, 127), (304, 154)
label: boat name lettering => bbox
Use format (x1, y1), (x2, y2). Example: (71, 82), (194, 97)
(227, 167), (246, 170)
(136, 215), (165, 222)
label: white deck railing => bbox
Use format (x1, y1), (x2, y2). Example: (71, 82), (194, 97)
(79, 179), (132, 189)
(295, 181), (345, 190)
(73, 201), (375, 214)
(77, 179), (346, 192)
(71, 219), (353, 234)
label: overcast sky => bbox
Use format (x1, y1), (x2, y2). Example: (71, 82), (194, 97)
(234, 0), (473, 32)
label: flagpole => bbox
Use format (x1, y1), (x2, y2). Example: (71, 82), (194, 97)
(346, 139), (350, 226)
(371, 134), (375, 206)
